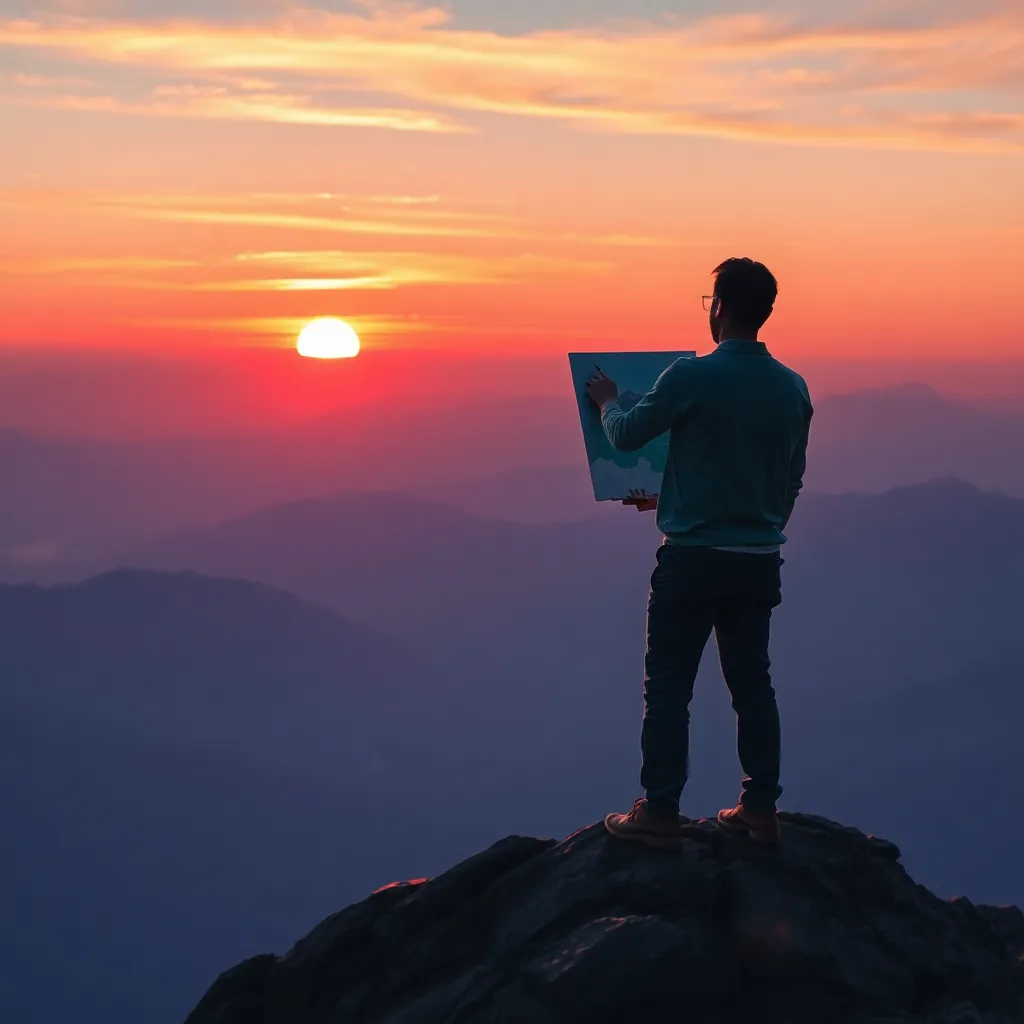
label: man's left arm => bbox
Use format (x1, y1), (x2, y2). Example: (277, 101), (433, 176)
(782, 400), (813, 529)
(590, 363), (685, 453)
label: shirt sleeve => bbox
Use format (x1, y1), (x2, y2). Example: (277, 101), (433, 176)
(783, 402), (812, 527)
(600, 361), (687, 453)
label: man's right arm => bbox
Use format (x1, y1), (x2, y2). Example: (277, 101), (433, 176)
(600, 359), (690, 453)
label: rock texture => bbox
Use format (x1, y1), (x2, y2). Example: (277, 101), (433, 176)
(186, 813), (1024, 1024)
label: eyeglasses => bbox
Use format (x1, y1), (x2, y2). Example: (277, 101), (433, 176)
(701, 295), (717, 312)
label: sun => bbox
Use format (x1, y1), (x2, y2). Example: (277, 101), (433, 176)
(296, 318), (361, 359)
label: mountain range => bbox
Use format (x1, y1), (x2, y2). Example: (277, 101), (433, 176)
(0, 569), (442, 777)
(6, 473), (1024, 1022)
(126, 479), (1024, 702)
(2, 383), (1024, 568)
(1, 693), (465, 1024)
(0, 571), (570, 1024)
(117, 479), (1024, 894)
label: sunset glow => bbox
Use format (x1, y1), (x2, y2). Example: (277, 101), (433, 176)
(0, 0), (1021, 382)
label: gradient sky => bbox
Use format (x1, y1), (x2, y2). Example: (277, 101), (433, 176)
(1, 0), (1022, 380)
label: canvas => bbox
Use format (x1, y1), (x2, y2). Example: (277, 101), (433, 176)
(568, 351), (696, 502)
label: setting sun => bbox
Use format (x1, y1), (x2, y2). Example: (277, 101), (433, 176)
(296, 318), (361, 360)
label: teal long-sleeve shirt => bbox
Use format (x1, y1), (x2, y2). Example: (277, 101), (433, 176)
(600, 339), (812, 547)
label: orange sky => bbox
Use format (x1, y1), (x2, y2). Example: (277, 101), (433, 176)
(0, 0), (1022, 376)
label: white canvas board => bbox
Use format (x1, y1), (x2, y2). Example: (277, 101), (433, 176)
(568, 351), (696, 501)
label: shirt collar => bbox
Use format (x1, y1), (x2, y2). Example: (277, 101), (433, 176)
(717, 339), (769, 355)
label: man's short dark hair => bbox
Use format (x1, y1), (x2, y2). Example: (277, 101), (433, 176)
(712, 257), (778, 330)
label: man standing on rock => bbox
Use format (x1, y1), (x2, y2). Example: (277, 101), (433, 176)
(586, 257), (812, 848)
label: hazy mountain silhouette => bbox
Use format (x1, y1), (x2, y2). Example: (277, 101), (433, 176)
(123, 492), (659, 706)
(414, 464), (615, 522)
(809, 383), (1024, 495)
(0, 396), (580, 566)
(0, 571), (612, 1024)
(129, 480), (1024, 703)
(0, 569), (454, 778)
(4, 385), (1024, 570)
(6, 542), (1024, 1022)
(119, 480), (1024, 897)
(785, 654), (1024, 905)
(409, 385), (1024, 519)
(0, 695), (481, 1024)
(0, 566), (640, 832)
(6, 366), (1024, 1024)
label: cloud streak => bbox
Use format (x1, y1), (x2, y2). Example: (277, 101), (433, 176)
(0, 194), (619, 304)
(0, 188), (670, 249)
(224, 249), (613, 290)
(0, 3), (1020, 149)
(1, 73), (465, 131)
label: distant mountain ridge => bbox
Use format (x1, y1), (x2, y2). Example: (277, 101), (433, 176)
(0, 692), (456, 1024)
(4, 378), (1022, 1024)
(119, 478), (1024, 902)
(2, 383), (1024, 560)
(7, 501), (1024, 1022)
(127, 478), (1024, 693)
(0, 568), (442, 777)
(807, 383), (1024, 496)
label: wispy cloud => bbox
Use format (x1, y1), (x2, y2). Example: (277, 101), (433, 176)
(0, 3), (1021, 149)
(1, 74), (465, 132)
(219, 249), (614, 290)
(0, 188), (672, 249)
(0, 255), (200, 274)
(0, 196), (618, 297)
(1, 187), (528, 239)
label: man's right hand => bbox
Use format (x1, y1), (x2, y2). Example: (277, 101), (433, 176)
(623, 489), (658, 513)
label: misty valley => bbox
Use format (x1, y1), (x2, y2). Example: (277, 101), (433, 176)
(3, 388), (1024, 1021)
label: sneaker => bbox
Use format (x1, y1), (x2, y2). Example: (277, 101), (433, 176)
(717, 804), (780, 845)
(604, 798), (683, 850)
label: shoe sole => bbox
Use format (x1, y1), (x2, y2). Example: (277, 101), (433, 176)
(603, 815), (682, 851)
(717, 811), (780, 846)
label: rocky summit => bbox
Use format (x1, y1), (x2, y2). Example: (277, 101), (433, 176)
(186, 813), (1024, 1024)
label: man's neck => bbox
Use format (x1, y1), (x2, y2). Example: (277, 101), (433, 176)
(715, 321), (759, 344)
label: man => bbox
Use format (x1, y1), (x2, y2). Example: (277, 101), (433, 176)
(586, 257), (812, 848)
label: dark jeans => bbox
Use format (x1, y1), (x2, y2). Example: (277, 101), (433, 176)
(641, 544), (784, 817)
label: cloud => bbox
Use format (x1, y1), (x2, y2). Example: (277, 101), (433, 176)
(0, 74), (464, 132)
(218, 249), (614, 290)
(0, 255), (200, 274)
(0, 187), (525, 238)
(0, 188), (671, 249)
(0, 3), (1021, 149)
(0, 196), (619, 297)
